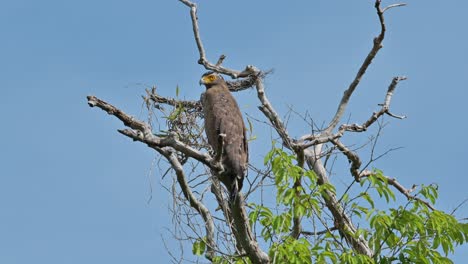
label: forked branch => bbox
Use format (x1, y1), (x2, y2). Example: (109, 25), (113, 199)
(178, 0), (255, 79)
(339, 76), (407, 133)
(325, 1), (406, 133)
(87, 94), (219, 260)
(146, 87), (202, 110)
(87, 95), (215, 169)
(160, 148), (217, 260)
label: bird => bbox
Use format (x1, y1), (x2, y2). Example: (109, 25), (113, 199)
(199, 71), (248, 201)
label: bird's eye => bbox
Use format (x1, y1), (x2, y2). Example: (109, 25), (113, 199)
(208, 75), (216, 81)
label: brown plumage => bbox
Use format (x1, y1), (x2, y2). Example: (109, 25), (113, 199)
(199, 72), (248, 200)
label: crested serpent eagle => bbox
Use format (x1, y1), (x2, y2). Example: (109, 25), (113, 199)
(199, 72), (248, 200)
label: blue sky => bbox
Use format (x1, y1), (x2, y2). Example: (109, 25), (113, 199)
(1, 0), (467, 263)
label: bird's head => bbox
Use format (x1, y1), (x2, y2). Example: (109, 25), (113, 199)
(199, 72), (224, 88)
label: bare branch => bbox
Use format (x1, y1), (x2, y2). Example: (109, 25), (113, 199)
(299, 132), (343, 149)
(309, 76), (407, 184)
(88, 95), (151, 133)
(451, 198), (468, 216)
(255, 77), (296, 150)
(230, 194), (270, 264)
(179, 0), (255, 78)
(304, 146), (374, 256)
(87, 95), (218, 169)
(383, 76), (406, 107)
(325, 0), (400, 133)
(209, 179), (245, 254)
(386, 111), (406, 119)
(160, 148), (217, 260)
(146, 87), (202, 110)
(330, 76), (406, 182)
(382, 3), (407, 13)
(145, 78), (257, 115)
(216, 54), (226, 67)
(330, 139), (362, 182)
(226, 74), (262, 92)
(178, 0), (206, 63)
(88, 94), (221, 260)
(339, 76), (407, 133)
(300, 75), (407, 152)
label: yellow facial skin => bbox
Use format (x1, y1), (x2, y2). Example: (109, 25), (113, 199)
(202, 74), (216, 84)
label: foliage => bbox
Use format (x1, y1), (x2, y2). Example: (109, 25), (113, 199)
(224, 146), (468, 264)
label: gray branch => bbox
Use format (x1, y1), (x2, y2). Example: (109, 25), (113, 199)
(249, 73), (376, 254)
(146, 87), (202, 110)
(160, 148), (217, 260)
(324, 0), (404, 133)
(327, 77), (407, 182)
(339, 76), (407, 133)
(382, 3), (407, 13)
(255, 77), (296, 150)
(178, 0), (255, 79)
(87, 95), (216, 169)
(331, 139), (362, 182)
(87, 94), (219, 261)
(304, 146), (374, 256)
(230, 194), (270, 264)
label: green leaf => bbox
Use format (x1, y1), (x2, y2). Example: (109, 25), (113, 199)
(168, 105), (184, 120)
(175, 85), (180, 97)
(249, 209), (260, 228)
(361, 192), (375, 208)
(341, 193), (350, 203)
(247, 117), (254, 133)
(264, 146), (275, 165)
(295, 203), (306, 218)
(192, 239), (206, 256)
(283, 188), (295, 205)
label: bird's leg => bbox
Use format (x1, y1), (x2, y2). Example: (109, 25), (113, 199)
(229, 181), (239, 204)
(214, 133), (226, 165)
(210, 133), (226, 177)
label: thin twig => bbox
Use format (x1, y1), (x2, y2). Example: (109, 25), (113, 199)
(216, 54), (226, 66)
(160, 148), (217, 260)
(451, 198), (468, 216)
(339, 76), (407, 133)
(178, 0), (255, 79)
(383, 3), (407, 13)
(301, 227), (338, 236)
